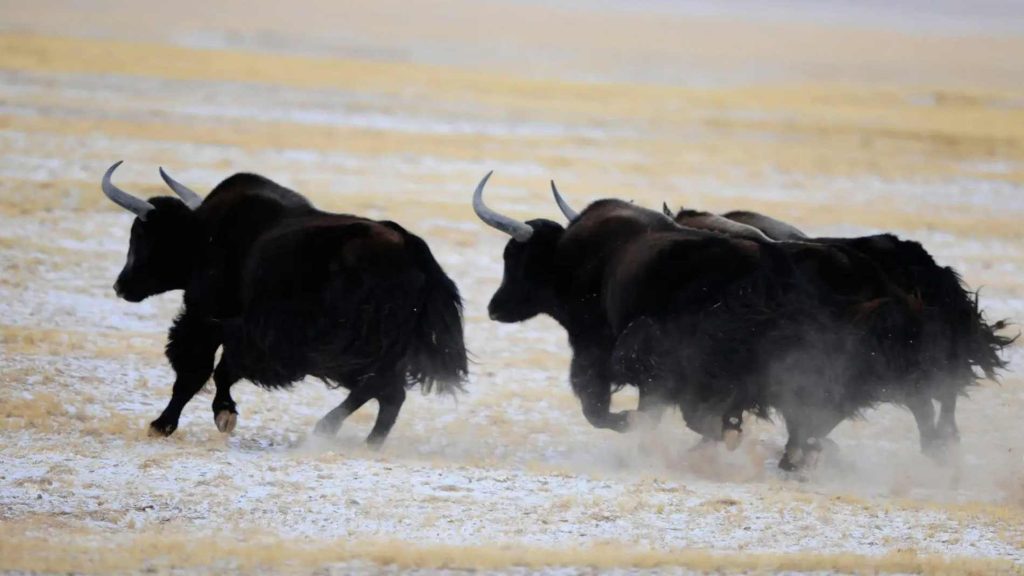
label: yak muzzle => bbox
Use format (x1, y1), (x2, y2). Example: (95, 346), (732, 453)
(113, 279), (145, 303)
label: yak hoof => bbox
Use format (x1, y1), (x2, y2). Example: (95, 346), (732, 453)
(215, 410), (237, 434)
(803, 448), (821, 470)
(313, 417), (340, 438)
(923, 439), (955, 465)
(779, 447), (803, 471)
(148, 418), (177, 437)
(723, 429), (742, 451)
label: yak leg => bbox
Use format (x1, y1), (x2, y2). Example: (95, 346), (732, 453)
(211, 358), (242, 433)
(314, 387), (376, 438)
(680, 403), (721, 444)
(631, 385), (670, 429)
(366, 376), (407, 448)
(905, 394), (939, 458)
(150, 312), (221, 437)
(680, 394), (743, 446)
(935, 388), (961, 453)
(779, 417), (805, 472)
(571, 349), (630, 432)
(721, 403), (745, 451)
(779, 408), (844, 472)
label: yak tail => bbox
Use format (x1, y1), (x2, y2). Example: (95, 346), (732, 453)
(397, 229), (469, 395)
(929, 266), (1014, 381)
(966, 289), (1016, 380)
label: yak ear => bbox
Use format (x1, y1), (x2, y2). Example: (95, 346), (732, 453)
(662, 202), (674, 217)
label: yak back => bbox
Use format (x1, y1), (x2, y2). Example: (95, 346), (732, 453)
(228, 213), (466, 392)
(200, 173), (313, 219)
(606, 233), (919, 421)
(817, 233), (1013, 380)
(607, 234), (791, 417)
(556, 200), (702, 324)
(779, 239), (924, 377)
(560, 199), (683, 252)
(604, 232), (778, 333)
(188, 173), (316, 316)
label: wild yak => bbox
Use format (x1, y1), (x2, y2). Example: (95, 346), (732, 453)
(476, 174), (921, 470)
(101, 161), (467, 445)
(666, 204), (1013, 459)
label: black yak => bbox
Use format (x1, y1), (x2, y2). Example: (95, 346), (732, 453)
(667, 205), (1013, 459)
(477, 175), (922, 470)
(102, 161), (467, 445)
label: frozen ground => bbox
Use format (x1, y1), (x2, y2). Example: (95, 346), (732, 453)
(1, 3), (1024, 574)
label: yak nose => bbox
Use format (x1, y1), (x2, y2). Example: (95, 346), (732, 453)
(113, 281), (124, 297)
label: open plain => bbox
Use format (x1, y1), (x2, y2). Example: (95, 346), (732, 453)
(1, 1), (1023, 573)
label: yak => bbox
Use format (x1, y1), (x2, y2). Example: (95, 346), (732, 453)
(666, 204), (1013, 459)
(101, 161), (467, 445)
(477, 173), (682, 432)
(476, 174), (922, 470)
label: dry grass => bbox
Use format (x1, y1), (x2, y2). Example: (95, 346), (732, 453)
(0, 522), (1020, 575)
(0, 324), (163, 358)
(0, 10), (1022, 574)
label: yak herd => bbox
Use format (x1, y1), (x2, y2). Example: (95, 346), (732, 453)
(100, 162), (1013, 471)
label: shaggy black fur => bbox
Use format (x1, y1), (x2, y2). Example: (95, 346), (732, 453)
(483, 196), (924, 470)
(108, 170), (467, 445)
(683, 209), (1015, 460)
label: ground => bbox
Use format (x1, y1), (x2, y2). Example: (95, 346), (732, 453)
(1, 1), (1024, 574)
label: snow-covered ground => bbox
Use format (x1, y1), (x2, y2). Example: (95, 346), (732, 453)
(1, 3), (1023, 573)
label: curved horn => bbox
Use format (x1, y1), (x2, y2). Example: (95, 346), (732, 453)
(159, 167), (203, 210)
(101, 161), (154, 220)
(662, 202), (674, 217)
(472, 171), (533, 242)
(550, 180), (579, 221)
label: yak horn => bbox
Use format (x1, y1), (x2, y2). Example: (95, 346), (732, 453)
(159, 167), (203, 210)
(101, 161), (154, 220)
(662, 202), (674, 217)
(472, 171), (534, 242)
(550, 181), (579, 221)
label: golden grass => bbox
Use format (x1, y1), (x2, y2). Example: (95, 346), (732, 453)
(2, 33), (1023, 186)
(0, 26), (1022, 574)
(0, 324), (164, 358)
(0, 523), (1020, 575)
(2, 33), (1023, 132)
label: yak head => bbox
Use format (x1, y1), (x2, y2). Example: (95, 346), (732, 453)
(101, 161), (206, 302)
(472, 172), (567, 323)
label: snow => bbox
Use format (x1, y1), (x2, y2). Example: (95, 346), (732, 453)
(1, 15), (1023, 574)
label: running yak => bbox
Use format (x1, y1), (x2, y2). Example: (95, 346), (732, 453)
(101, 162), (467, 445)
(475, 174), (921, 470)
(664, 204), (1013, 460)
